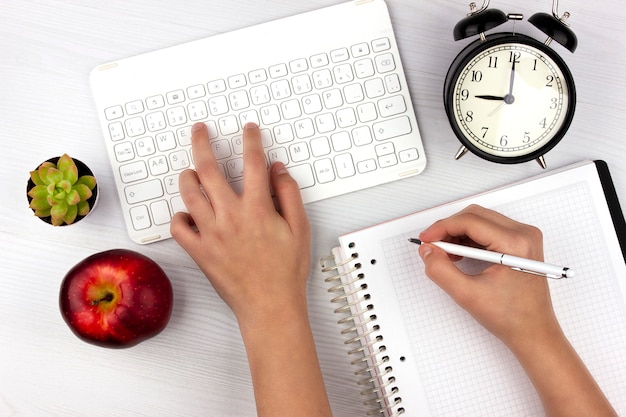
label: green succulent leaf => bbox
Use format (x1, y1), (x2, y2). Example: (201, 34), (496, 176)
(46, 167), (63, 185)
(27, 185), (49, 199)
(73, 183), (93, 202)
(76, 175), (97, 190)
(63, 204), (78, 224)
(77, 200), (90, 216)
(47, 194), (63, 207)
(38, 163), (54, 185)
(59, 180), (72, 193)
(66, 189), (80, 206)
(58, 154), (78, 184)
(30, 169), (46, 186)
(50, 201), (68, 221)
(30, 197), (52, 211)
(34, 208), (51, 218)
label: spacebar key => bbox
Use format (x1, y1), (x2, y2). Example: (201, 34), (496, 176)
(373, 115), (412, 141)
(124, 179), (164, 204)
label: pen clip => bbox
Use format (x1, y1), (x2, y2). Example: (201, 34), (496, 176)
(511, 267), (567, 280)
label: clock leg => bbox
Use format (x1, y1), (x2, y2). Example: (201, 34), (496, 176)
(536, 156), (547, 169)
(455, 146), (469, 160)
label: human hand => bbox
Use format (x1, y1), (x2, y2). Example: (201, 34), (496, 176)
(170, 122), (311, 323)
(417, 204), (560, 350)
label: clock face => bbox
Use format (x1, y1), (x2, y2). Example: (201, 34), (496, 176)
(446, 34), (576, 163)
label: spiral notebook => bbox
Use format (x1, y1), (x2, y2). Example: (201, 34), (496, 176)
(321, 160), (626, 416)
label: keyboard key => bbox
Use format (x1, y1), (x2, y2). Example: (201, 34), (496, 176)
(344, 83), (365, 104)
(229, 91), (250, 111)
(375, 53), (396, 73)
(148, 155), (169, 176)
(357, 159), (377, 173)
(108, 122), (125, 141)
(226, 158), (244, 178)
(292, 74), (312, 95)
(323, 89), (343, 109)
(251, 85), (271, 105)
(378, 94), (407, 118)
(249, 69), (267, 84)
(357, 102), (378, 123)
(125, 100), (144, 115)
(171, 195), (187, 214)
(240, 110), (260, 127)
(313, 69), (333, 89)
(289, 142), (310, 163)
(105, 105), (124, 120)
(280, 99), (302, 120)
(228, 74), (247, 89)
(155, 131), (177, 151)
(271, 79), (291, 100)
(331, 131), (352, 152)
(310, 53), (329, 68)
(186, 84), (206, 99)
(164, 174), (180, 194)
(274, 124), (294, 144)
(166, 90), (185, 104)
(211, 139), (232, 160)
(261, 105), (281, 125)
(385, 73), (401, 93)
(146, 95), (165, 110)
(120, 161), (149, 183)
(125, 117), (146, 137)
(146, 111), (167, 132)
(114, 142), (134, 162)
(289, 58), (309, 73)
(151, 200), (171, 225)
(287, 164), (315, 189)
(208, 79), (227, 94)
(379, 153), (398, 168)
(351, 43), (370, 58)
(336, 108), (357, 128)
(294, 118), (315, 139)
(330, 48), (349, 63)
(302, 94), (323, 114)
(269, 63), (288, 78)
(166, 106), (187, 126)
(218, 115), (239, 135)
(399, 148), (419, 163)
(375, 142), (395, 156)
(187, 101), (208, 121)
(169, 150), (190, 170)
(352, 126), (373, 146)
(314, 158), (335, 183)
(315, 113), (336, 134)
(310, 136), (331, 157)
(130, 205), (151, 230)
(372, 37), (391, 52)
(333, 64), (354, 84)
(365, 78), (385, 98)
(373, 116), (412, 141)
(354, 58), (375, 79)
(136, 136), (156, 157)
(209, 96), (229, 116)
(125, 179), (164, 204)
(334, 153), (356, 178)
(268, 147), (289, 165)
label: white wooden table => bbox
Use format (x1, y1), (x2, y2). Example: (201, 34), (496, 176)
(1, 0), (625, 415)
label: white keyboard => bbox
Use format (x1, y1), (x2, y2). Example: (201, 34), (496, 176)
(91, 0), (426, 244)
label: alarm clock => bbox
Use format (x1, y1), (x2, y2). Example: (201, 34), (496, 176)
(443, 0), (577, 168)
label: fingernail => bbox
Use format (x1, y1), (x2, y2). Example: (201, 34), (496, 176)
(272, 162), (288, 175)
(244, 122), (258, 130)
(192, 122), (205, 133)
(419, 244), (433, 260)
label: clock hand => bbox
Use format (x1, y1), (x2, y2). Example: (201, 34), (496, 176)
(475, 95), (505, 101)
(504, 58), (516, 104)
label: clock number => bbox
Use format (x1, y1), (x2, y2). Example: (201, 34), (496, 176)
(481, 127), (489, 138)
(533, 60), (538, 71)
(500, 135), (508, 147)
(539, 118), (547, 129)
(550, 98), (558, 109)
(488, 56), (498, 68)
(461, 89), (470, 101)
(465, 111), (474, 122)
(546, 75), (555, 87)
(471, 70), (483, 82)
(509, 51), (521, 64)
(524, 132), (531, 143)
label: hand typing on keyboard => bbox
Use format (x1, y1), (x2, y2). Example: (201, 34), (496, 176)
(170, 121), (332, 417)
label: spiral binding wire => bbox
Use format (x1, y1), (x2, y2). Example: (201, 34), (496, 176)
(320, 252), (405, 417)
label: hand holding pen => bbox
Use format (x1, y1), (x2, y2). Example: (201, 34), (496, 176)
(416, 204), (616, 416)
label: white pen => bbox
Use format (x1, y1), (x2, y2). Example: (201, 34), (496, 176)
(408, 238), (573, 279)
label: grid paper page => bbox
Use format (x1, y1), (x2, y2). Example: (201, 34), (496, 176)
(337, 162), (626, 416)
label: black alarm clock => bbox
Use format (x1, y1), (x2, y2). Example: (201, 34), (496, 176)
(443, 0), (577, 168)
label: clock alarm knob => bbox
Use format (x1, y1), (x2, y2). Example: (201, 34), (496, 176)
(453, 1), (508, 41)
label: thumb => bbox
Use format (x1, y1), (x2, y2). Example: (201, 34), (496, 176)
(270, 162), (309, 237)
(419, 243), (473, 303)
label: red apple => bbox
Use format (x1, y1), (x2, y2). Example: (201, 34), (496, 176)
(59, 249), (173, 348)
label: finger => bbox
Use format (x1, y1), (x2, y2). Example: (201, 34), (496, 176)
(170, 211), (202, 257)
(420, 205), (542, 258)
(190, 122), (235, 206)
(178, 168), (214, 231)
(242, 123), (271, 201)
(270, 162), (309, 239)
(419, 243), (476, 304)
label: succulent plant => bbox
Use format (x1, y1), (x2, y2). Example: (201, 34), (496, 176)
(28, 154), (97, 226)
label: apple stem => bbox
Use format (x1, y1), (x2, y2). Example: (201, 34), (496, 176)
(90, 292), (114, 306)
